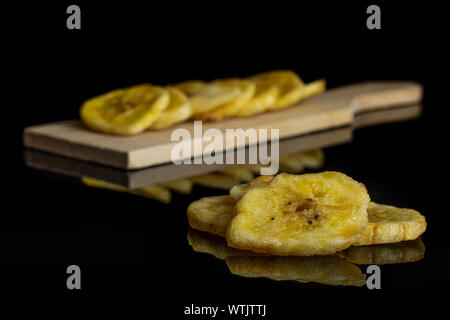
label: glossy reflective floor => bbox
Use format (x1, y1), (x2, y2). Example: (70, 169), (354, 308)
(3, 121), (448, 316)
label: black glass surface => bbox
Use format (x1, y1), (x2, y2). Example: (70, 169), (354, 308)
(2, 1), (448, 315)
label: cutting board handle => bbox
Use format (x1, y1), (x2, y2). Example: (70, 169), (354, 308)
(313, 81), (422, 113)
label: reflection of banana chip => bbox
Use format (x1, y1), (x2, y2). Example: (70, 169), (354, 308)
(80, 85), (169, 135)
(279, 149), (325, 173)
(354, 202), (426, 246)
(196, 79), (256, 121)
(297, 149), (325, 169)
(226, 255), (365, 286)
(81, 177), (171, 203)
(226, 172), (370, 256)
(150, 88), (192, 129)
(187, 229), (248, 260)
(342, 238), (425, 265)
(279, 154), (306, 173)
(190, 174), (240, 190)
(250, 71), (304, 111)
(187, 195), (236, 236)
(219, 167), (255, 183)
(162, 179), (193, 194)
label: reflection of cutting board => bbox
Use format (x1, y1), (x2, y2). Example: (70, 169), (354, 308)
(23, 81), (422, 169)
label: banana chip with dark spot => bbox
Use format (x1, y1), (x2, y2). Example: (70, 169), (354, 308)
(226, 172), (370, 256)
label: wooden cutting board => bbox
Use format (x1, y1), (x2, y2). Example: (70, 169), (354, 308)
(23, 81), (422, 169)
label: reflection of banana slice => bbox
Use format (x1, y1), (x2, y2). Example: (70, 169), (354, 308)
(187, 229), (249, 260)
(80, 85), (169, 135)
(194, 79), (256, 121)
(190, 174), (240, 190)
(226, 172), (370, 256)
(279, 154), (306, 173)
(187, 195), (236, 236)
(219, 167), (255, 183)
(250, 70), (304, 111)
(150, 88), (192, 129)
(279, 149), (325, 173)
(342, 238), (425, 265)
(297, 149), (325, 169)
(354, 202), (426, 246)
(226, 255), (365, 286)
(161, 179), (193, 194)
(81, 177), (171, 203)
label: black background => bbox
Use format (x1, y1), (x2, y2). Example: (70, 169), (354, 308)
(2, 0), (449, 315)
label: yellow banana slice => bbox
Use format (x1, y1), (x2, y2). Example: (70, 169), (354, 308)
(195, 79), (256, 121)
(179, 80), (242, 114)
(219, 167), (255, 183)
(342, 238), (425, 265)
(226, 254), (366, 286)
(150, 88), (192, 129)
(354, 202), (427, 246)
(229, 175), (274, 202)
(187, 195), (236, 236)
(81, 177), (171, 203)
(301, 79), (326, 100)
(226, 172), (370, 256)
(250, 70), (304, 110)
(190, 174), (240, 190)
(80, 84), (169, 135)
(236, 82), (279, 117)
(175, 80), (207, 95)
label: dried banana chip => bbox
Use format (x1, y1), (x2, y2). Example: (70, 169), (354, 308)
(219, 167), (255, 183)
(301, 79), (326, 100)
(187, 195), (236, 236)
(190, 174), (240, 190)
(195, 79), (256, 121)
(175, 80), (207, 94)
(249, 70), (304, 111)
(150, 88), (192, 129)
(80, 84), (169, 135)
(161, 179), (193, 194)
(342, 238), (425, 265)
(180, 80), (242, 114)
(187, 229), (249, 260)
(226, 172), (370, 256)
(354, 202), (427, 246)
(81, 177), (171, 203)
(236, 82), (279, 117)
(226, 254), (366, 286)
(229, 175), (274, 202)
